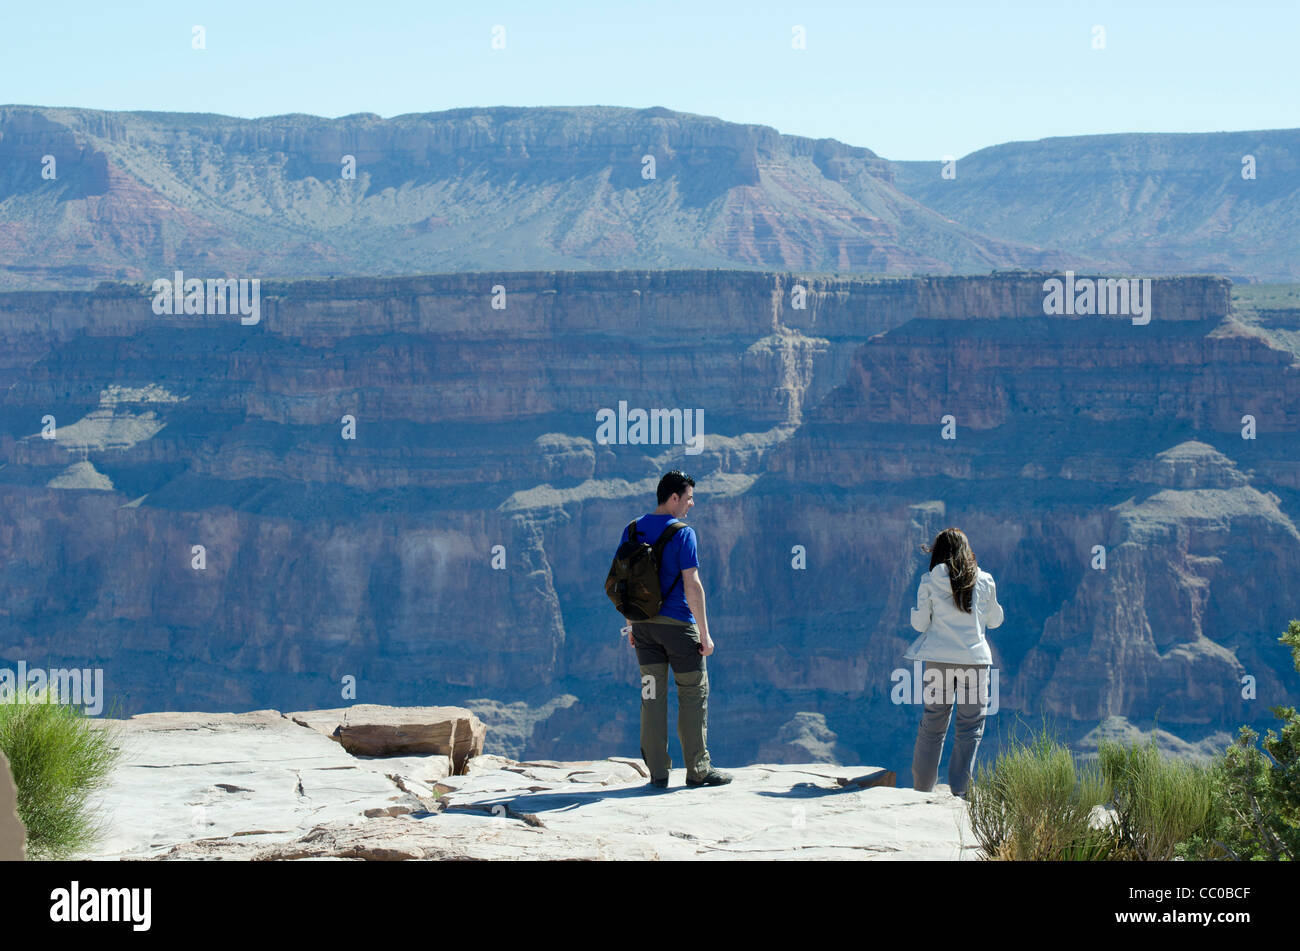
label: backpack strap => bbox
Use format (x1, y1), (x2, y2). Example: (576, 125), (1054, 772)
(652, 521), (687, 597)
(626, 518), (640, 543)
(651, 520), (684, 556)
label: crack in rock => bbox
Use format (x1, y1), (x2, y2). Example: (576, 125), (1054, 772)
(445, 803), (547, 828)
(701, 843), (903, 854)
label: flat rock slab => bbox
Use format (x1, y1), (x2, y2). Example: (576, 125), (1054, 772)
(432, 763), (974, 860)
(286, 704), (485, 771)
(88, 710), (431, 860)
(83, 710), (975, 861)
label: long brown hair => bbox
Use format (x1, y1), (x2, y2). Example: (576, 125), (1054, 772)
(923, 528), (978, 613)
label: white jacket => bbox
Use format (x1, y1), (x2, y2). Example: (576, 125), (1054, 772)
(904, 563), (1002, 665)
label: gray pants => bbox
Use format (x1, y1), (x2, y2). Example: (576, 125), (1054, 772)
(910, 661), (990, 797)
(631, 615), (713, 782)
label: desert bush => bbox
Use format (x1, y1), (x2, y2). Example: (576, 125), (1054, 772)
(1097, 737), (1213, 860)
(968, 726), (1112, 860)
(0, 690), (122, 859)
(1183, 620), (1300, 861)
(971, 620), (1300, 861)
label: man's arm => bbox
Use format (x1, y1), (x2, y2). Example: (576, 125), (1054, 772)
(682, 567), (713, 654)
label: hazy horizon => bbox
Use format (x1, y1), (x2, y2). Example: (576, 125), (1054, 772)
(2, 0), (1296, 161)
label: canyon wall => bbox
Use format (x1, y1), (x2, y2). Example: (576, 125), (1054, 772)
(0, 106), (1072, 291)
(0, 269), (1293, 772)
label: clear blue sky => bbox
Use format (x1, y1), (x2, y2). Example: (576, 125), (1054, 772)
(2, 0), (1295, 160)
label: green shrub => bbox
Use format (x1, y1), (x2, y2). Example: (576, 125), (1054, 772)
(967, 722), (1213, 861)
(0, 690), (122, 859)
(971, 619), (1300, 861)
(1097, 737), (1214, 860)
(1184, 620), (1300, 861)
(968, 725), (1113, 860)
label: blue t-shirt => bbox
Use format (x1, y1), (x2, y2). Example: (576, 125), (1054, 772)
(618, 514), (699, 623)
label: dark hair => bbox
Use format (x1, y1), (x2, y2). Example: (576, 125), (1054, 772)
(656, 469), (695, 505)
(923, 527), (978, 613)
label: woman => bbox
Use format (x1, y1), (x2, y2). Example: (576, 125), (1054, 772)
(904, 527), (1003, 798)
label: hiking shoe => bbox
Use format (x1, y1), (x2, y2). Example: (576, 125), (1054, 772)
(648, 777), (669, 788)
(686, 769), (733, 787)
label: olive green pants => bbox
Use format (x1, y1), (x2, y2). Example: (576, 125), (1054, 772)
(632, 615), (713, 782)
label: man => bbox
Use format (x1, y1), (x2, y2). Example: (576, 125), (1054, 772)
(619, 470), (732, 788)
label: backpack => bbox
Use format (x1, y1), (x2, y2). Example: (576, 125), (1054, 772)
(604, 518), (686, 621)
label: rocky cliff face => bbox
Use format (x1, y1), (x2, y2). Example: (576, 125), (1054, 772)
(889, 129), (1300, 283)
(0, 269), (1294, 774)
(0, 105), (1084, 290)
(6, 107), (1296, 291)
